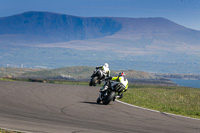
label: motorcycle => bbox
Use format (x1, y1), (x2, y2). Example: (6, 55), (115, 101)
(89, 68), (106, 86)
(96, 79), (125, 105)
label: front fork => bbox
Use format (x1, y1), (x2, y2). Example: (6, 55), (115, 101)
(99, 84), (113, 101)
(99, 91), (107, 101)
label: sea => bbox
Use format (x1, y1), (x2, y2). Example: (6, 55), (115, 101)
(171, 79), (200, 89)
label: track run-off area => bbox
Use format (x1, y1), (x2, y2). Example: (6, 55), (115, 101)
(0, 81), (200, 133)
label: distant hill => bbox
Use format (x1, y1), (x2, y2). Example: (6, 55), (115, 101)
(16, 66), (156, 80)
(0, 66), (175, 85)
(1, 11), (200, 74)
(0, 66), (156, 80)
(2, 66), (200, 85)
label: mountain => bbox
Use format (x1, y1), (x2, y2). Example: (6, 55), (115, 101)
(1, 11), (200, 49)
(0, 11), (122, 44)
(0, 11), (200, 74)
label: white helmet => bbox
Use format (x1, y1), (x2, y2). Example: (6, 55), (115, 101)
(104, 63), (109, 68)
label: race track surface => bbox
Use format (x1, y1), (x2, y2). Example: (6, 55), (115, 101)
(0, 81), (199, 133)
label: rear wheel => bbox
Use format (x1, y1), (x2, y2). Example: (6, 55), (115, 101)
(102, 91), (115, 105)
(89, 80), (93, 86)
(91, 76), (98, 86)
(89, 76), (98, 86)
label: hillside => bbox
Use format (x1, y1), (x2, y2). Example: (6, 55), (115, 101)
(0, 67), (43, 78)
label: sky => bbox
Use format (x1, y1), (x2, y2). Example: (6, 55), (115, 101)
(0, 0), (200, 30)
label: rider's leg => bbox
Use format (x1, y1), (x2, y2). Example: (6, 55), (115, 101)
(116, 86), (125, 99)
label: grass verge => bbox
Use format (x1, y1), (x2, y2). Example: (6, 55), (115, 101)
(121, 85), (200, 119)
(0, 78), (15, 81)
(0, 128), (22, 133)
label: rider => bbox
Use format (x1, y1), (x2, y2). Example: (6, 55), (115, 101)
(111, 72), (128, 99)
(102, 72), (128, 99)
(96, 63), (110, 81)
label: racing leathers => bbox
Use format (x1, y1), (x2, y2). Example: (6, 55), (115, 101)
(111, 75), (128, 95)
(101, 75), (128, 99)
(96, 65), (110, 78)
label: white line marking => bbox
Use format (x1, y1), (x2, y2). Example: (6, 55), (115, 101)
(116, 100), (200, 121)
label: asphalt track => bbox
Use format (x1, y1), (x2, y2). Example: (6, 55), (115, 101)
(0, 81), (199, 133)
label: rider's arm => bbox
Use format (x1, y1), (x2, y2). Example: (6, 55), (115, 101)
(96, 66), (103, 69)
(111, 76), (118, 81)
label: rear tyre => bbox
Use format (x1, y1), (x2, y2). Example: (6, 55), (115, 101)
(89, 80), (93, 86)
(91, 76), (98, 86)
(89, 76), (98, 86)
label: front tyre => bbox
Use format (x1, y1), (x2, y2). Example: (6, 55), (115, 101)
(102, 91), (115, 105)
(96, 97), (101, 104)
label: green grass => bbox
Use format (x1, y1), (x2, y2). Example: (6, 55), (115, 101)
(54, 80), (90, 86)
(0, 78), (15, 81)
(0, 128), (22, 133)
(121, 85), (200, 119)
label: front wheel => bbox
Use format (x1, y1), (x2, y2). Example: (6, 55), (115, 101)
(102, 91), (115, 105)
(96, 97), (101, 104)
